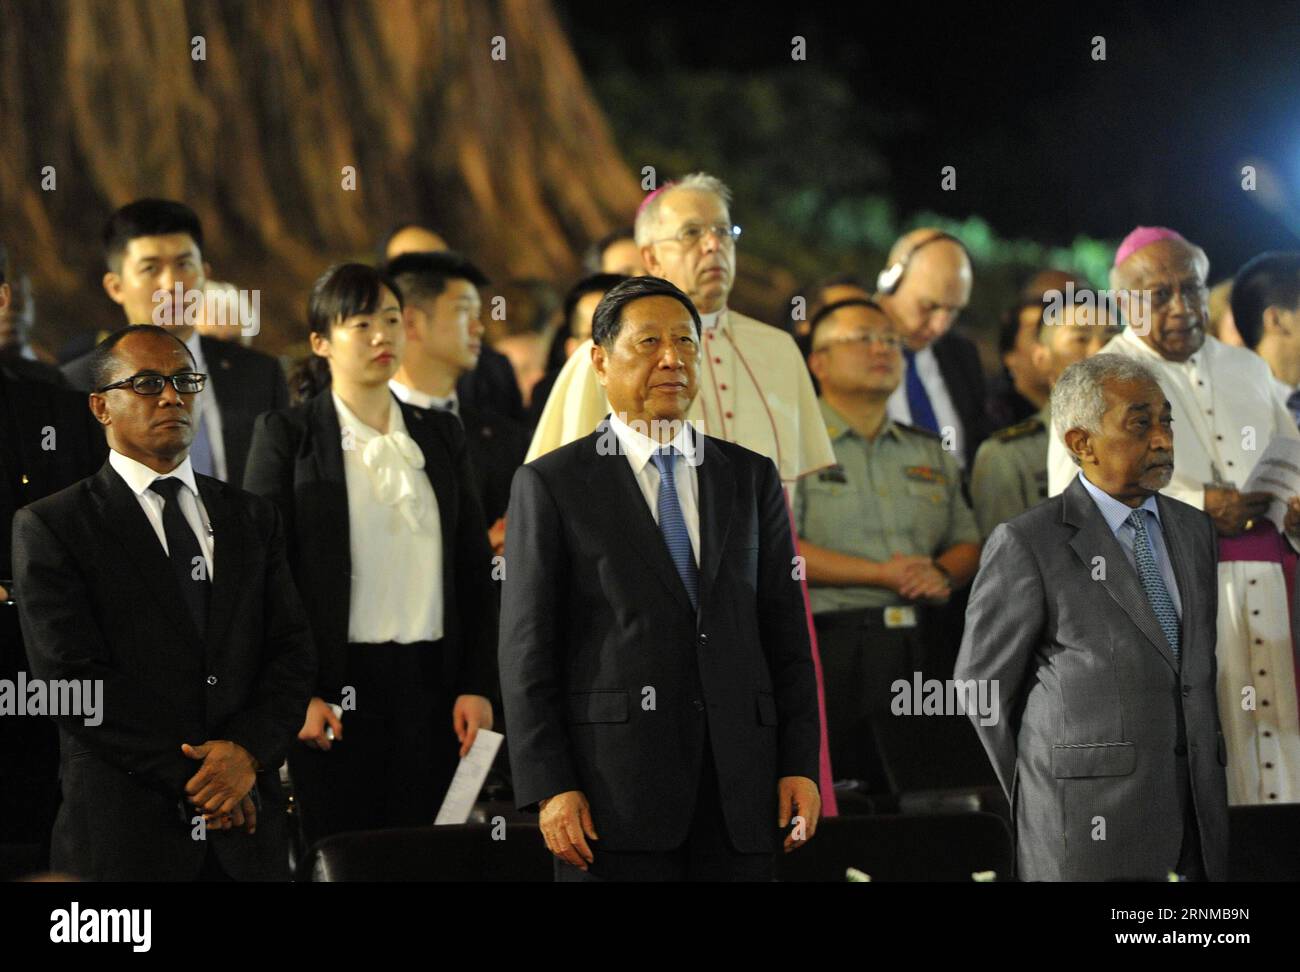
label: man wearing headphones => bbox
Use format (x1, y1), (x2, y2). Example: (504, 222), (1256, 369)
(875, 228), (990, 470)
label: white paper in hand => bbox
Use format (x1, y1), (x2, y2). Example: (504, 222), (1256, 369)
(1242, 436), (1300, 531)
(434, 729), (504, 825)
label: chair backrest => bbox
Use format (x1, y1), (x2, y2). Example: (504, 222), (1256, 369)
(306, 822), (553, 882)
(777, 812), (1014, 882)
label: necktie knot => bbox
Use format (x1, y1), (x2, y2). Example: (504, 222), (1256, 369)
(149, 477), (186, 503)
(652, 447), (679, 479)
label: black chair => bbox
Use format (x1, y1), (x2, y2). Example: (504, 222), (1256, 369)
(778, 812), (1013, 882)
(305, 821), (553, 881)
(1229, 803), (1300, 880)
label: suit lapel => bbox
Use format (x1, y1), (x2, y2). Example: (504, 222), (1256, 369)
(1063, 476), (1179, 673)
(197, 475), (241, 652)
(583, 421), (696, 617)
(401, 403), (456, 542)
(696, 433), (734, 609)
(1156, 493), (1197, 664)
(90, 462), (204, 649)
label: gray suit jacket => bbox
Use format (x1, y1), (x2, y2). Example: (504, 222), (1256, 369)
(955, 475), (1229, 881)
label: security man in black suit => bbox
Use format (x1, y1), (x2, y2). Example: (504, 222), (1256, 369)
(13, 325), (315, 880)
(500, 276), (822, 882)
(61, 199), (289, 486)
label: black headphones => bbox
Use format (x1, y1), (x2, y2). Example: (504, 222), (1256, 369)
(876, 231), (970, 296)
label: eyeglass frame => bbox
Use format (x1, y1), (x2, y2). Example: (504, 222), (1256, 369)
(811, 332), (903, 353)
(648, 221), (743, 249)
(94, 371), (209, 395)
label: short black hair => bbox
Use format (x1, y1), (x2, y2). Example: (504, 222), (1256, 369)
(308, 263), (404, 337)
(809, 298), (888, 347)
(385, 250), (489, 307)
(90, 324), (197, 392)
(583, 227), (636, 274)
(591, 275), (701, 348)
(999, 300), (1042, 355)
(1231, 252), (1300, 349)
(103, 199), (205, 272)
(563, 273), (629, 336)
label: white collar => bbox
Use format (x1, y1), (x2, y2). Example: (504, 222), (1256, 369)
(388, 379), (458, 414)
(333, 390), (405, 442)
(109, 449), (200, 497)
(699, 309), (726, 331)
(1118, 326), (1217, 369)
(608, 411), (696, 473)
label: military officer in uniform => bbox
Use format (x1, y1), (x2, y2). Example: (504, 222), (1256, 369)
(970, 295), (1103, 538)
(796, 299), (981, 792)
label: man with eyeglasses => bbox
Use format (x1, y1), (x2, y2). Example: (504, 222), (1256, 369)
(1047, 226), (1300, 807)
(796, 300), (981, 796)
(13, 324), (315, 880)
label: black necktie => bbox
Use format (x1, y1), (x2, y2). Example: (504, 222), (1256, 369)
(148, 477), (211, 633)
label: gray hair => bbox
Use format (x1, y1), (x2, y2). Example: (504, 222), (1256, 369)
(633, 172), (733, 247)
(1051, 354), (1162, 466)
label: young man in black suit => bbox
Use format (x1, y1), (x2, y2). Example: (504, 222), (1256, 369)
(13, 325), (315, 880)
(61, 199), (289, 486)
(499, 276), (822, 882)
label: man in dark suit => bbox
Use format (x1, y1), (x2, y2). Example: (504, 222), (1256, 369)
(13, 325), (315, 880)
(500, 276), (822, 881)
(0, 341), (106, 859)
(876, 228), (990, 470)
(386, 251), (529, 537)
(956, 354), (1229, 881)
(61, 199), (289, 486)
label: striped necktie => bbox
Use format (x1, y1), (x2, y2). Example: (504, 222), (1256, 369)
(1126, 508), (1180, 661)
(651, 448), (699, 611)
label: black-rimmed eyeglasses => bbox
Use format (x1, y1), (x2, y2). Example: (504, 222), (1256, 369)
(95, 372), (208, 395)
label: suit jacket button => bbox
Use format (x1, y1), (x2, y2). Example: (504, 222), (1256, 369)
(698, 634), (708, 646)
(1182, 685), (1191, 697)
(692, 700), (704, 711)
(206, 675), (218, 686)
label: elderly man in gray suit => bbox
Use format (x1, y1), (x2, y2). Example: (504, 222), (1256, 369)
(956, 354), (1229, 881)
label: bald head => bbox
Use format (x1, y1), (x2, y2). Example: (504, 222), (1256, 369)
(385, 225), (450, 261)
(878, 228), (972, 351)
(1111, 237), (1210, 362)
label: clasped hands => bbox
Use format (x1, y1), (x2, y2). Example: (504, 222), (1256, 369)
(181, 739), (259, 834)
(883, 553), (951, 603)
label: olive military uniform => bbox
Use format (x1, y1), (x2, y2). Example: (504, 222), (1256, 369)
(969, 403), (1050, 539)
(795, 399), (980, 790)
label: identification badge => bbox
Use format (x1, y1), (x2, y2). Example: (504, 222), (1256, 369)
(883, 606), (918, 629)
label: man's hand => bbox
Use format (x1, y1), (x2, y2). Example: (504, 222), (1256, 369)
(1284, 496), (1300, 537)
(298, 696), (343, 751)
(778, 776), (821, 853)
(182, 740), (257, 816)
(897, 559), (951, 603)
(201, 794), (258, 835)
(877, 553), (936, 595)
(453, 694), (494, 757)
(1204, 486), (1271, 537)
(488, 516), (507, 556)
(539, 790), (597, 870)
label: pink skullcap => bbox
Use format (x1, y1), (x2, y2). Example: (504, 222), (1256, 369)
(636, 181), (676, 218)
(1114, 226), (1188, 268)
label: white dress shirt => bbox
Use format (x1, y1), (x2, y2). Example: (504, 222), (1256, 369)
(1077, 472), (1181, 617)
(886, 344), (966, 467)
(108, 450), (215, 579)
(608, 411), (701, 565)
(389, 379), (459, 417)
(333, 391), (444, 644)
(184, 330), (228, 482)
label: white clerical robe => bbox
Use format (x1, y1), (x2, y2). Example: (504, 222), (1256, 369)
(526, 309), (836, 497)
(1048, 329), (1300, 805)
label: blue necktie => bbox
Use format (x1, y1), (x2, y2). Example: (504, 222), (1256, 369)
(189, 404), (215, 478)
(903, 348), (939, 433)
(1127, 508), (1180, 661)
(651, 448), (699, 611)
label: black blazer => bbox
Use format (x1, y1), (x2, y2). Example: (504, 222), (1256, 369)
(63, 335), (289, 487)
(499, 420), (820, 854)
(932, 330), (991, 468)
(242, 391), (498, 702)
(460, 403), (529, 525)
(12, 463), (316, 880)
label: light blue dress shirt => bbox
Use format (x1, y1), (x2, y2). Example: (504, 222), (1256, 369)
(1078, 472), (1182, 619)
